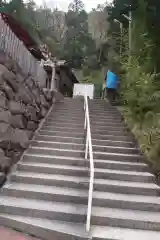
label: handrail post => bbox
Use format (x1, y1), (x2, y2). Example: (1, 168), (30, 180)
(84, 88), (94, 233)
(85, 130), (88, 159)
(86, 169), (94, 232)
(84, 113), (87, 129)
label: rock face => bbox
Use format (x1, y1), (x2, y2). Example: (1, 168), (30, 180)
(0, 52), (54, 186)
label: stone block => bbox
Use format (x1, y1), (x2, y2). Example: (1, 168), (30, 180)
(27, 121), (38, 131)
(0, 91), (7, 108)
(0, 157), (12, 174)
(0, 51), (8, 66)
(0, 110), (11, 124)
(8, 101), (25, 115)
(0, 124), (14, 150)
(0, 82), (15, 100)
(3, 75), (18, 93)
(11, 129), (30, 149)
(0, 122), (10, 135)
(4, 56), (16, 72)
(25, 76), (36, 89)
(0, 148), (5, 158)
(17, 85), (33, 104)
(16, 73), (24, 83)
(40, 94), (49, 108)
(25, 105), (38, 122)
(11, 114), (26, 129)
(0, 63), (15, 79)
(27, 130), (33, 140)
(0, 72), (4, 85)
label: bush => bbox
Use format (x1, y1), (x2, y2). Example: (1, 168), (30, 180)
(120, 56), (160, 174)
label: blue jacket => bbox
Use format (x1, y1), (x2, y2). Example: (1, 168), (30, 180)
(106, 70), (119, 89)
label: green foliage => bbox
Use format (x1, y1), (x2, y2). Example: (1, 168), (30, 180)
(103, 0), (160, 173)
(116, 0), (160, 173)
(2, 0), (110, 72)
(64, 3), (97, 69)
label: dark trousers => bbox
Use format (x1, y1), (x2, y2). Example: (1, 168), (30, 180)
(107, 88), (117, 103)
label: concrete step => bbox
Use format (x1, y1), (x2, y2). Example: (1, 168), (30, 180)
(46, 117), (84, 123)
(93, 159), (148, 172)
(27, 146), (84, 158)
(43, 121), (84, 128)
(22, 153), (149, 172)
(90, 112), (121, 118)
(92, 138), (134, 148)
(53, 108), (84, 113)
(90, 115), (122, 121)
(89, 104), (118, 109)
(28, 144), (143, 164)
(90, 114), (123, 121)
(0, 214), (88, 240)
(89, 107), (119, 112)
(90, 120), (124, 126)
(23, 154), (88, 167)
(47, 115), (84, 121)
(11, 172), (89, 190)
(89, 108), (119, 112)
(18, 160), (153, 183)
(94, 167), (154, 183)
(1, 98), (159, 239)
(52, 111), (84, 115)
(92, 191), (160, 212)
(93, 151), (144, 163)
(42, 122), (128, 134)
(90, 117), (123, 123)
(41, 126), (84, 133)
(17, 162), (88, 177)
(35, 134), (84, 144)
(48, 112), (84, 118)
(91, 206), (160, 231)
(90, 112), (122, 118)
(90, 112), (121, 117)
(2, 183), (88, 205)
(0, 196), (86, 223)
(31, 140), (138, 155)
(91, 133), (132, 142)
(93, 145), (139, 155)
(42, 126), (129, 136)
(11, 171), (160, 196)
(31, 141), (84, 151)
(39, 129), (84, 138)
(94, 178), (160, 196)
(91, 225), (160, 240)
(90, 125), (126, 131)
(48, 115), (84, 120)
(91, 129), (128, 136)
(93, 146), (140, 156)
(44, 121), (125, 130)
(3, 183), (160, 212)
(46, 118), (84, 124)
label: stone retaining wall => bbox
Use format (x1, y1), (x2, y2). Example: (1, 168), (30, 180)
(0, 52), (54, 185)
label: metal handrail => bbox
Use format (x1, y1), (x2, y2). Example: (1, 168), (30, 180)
(84, 90), (94, 232)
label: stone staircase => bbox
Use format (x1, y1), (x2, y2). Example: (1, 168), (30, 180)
(0, 98), (160, 240)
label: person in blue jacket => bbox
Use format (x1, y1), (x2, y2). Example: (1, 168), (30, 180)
(105, 68), (119, 104)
